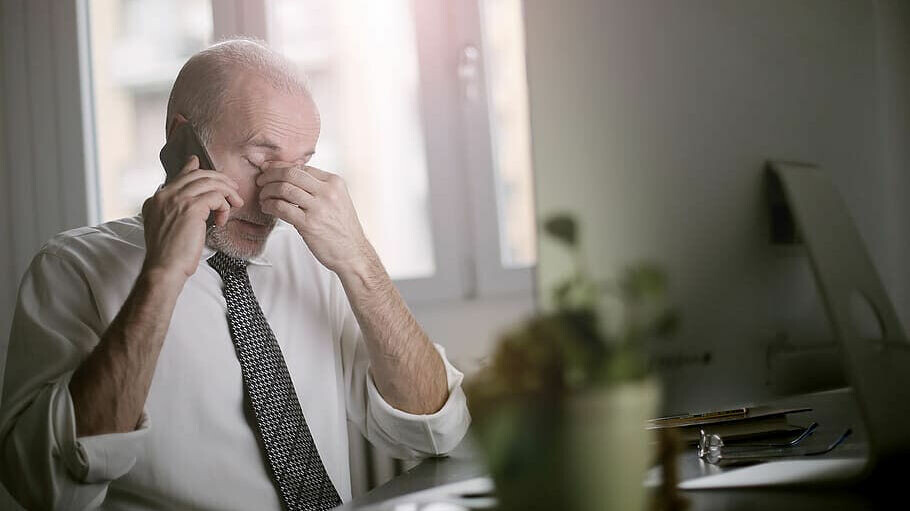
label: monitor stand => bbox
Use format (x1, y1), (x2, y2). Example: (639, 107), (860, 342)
(768, 160), (910, 476)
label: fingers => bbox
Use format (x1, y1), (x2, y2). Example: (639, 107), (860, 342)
(178, 155), (200, 176)
(181, 177), (244, 209)
(196, 191), (232, 221)
(157, 157), (242, 216)
(171, 169), (239, 193)
(257, 164), (325, 195)
(258, 182), (314, 209)
(261, 198), (306, 227)
(212, 208), (230, 227)
(167, 157), (239, 192)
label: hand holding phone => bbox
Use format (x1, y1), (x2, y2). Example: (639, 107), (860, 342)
(143, 154), (243, 280)
(159, 122), (216, 181)
(159, 122), (223, 228)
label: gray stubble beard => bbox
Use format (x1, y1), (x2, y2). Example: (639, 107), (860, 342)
(205, 216), (277, 260)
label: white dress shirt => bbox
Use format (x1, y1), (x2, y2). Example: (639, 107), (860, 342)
(0, 216), (470, 510)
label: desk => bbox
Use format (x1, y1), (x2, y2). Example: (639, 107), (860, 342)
(338, 449), (487, 510)
(342, 388), (894, 510)
(674, 387), (889, 511)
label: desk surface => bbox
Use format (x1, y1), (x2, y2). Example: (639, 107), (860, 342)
(343, 387), (895, 510)
(339, 450), (487, 510)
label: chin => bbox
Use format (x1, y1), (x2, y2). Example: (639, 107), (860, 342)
(206, 219), (275, 260)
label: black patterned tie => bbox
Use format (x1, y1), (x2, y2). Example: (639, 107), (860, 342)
(208, 252), (342, 510)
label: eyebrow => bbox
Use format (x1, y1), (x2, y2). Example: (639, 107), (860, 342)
(242, 135), (281, 151)
(242, 135), (315, 159)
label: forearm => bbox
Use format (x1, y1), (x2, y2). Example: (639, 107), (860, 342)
(337, 245), (448, 415)
(69, 267), (184, 436)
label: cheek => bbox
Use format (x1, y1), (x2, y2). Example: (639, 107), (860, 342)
(237, 174), (260, 206)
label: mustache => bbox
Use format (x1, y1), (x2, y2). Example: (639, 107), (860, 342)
(232, 211), (276, 227)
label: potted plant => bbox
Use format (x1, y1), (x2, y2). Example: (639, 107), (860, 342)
(466, 213), (679, 510)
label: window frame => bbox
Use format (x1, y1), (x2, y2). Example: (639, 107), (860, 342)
(451, 0), (536, 298)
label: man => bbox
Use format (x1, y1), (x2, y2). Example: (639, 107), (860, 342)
(0, 39), (470, 510)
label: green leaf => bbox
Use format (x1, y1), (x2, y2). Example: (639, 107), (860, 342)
(544, 214), (577, 247)
(654, 309), (681, 338)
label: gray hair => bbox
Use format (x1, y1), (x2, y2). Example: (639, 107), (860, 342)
(165, 37), (310, 146)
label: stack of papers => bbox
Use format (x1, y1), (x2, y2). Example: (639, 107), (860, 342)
(647, 406), (812, 443)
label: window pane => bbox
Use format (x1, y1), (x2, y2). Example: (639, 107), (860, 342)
(481, 0), (537, 268)
(89, 0), (213, 221)
(267, 0), (435, 280)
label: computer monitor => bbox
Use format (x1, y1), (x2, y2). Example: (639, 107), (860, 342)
(524, 0), (904, 413)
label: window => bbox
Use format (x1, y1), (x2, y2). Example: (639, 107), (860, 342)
(268, 0), (434, 280)
(480, 0), (536, 269)
(89, 0), (213, 221)
(86, 0), (536, 301)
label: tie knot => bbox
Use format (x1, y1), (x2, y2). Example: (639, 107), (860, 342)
(207, 251), (248, 278)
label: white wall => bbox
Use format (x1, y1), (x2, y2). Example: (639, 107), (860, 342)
(0, 9), (21, 509)
(878, 0), (910, 325)
(0, 7), (21, 510)
(0, 4), (11, 353)
(412, 294), (536, 375)
(525, 0), (910, 412)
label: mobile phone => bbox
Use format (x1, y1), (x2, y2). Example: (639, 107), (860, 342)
(159, 122), (216, 182)
(158, 123), (220, 227)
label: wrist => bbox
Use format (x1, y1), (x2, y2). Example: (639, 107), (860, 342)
(138, 263), (189, 294)
(336, 242), (386, 292)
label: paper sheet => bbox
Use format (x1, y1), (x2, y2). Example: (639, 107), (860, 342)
(678, 458), (867, 490)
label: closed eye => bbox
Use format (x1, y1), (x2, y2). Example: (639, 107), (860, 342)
(244, 157), (263, 172)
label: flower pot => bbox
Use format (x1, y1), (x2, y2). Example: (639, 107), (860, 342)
(566, 378), (660, 510)
(470, 378), (660, 510)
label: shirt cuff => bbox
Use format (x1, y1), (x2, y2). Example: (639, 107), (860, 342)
(366, 344), (471, 455)
(52, 373), (150, 484)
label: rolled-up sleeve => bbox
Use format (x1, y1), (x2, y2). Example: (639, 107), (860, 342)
(364, 344), (470, 456)
(334, 278), (470, 460)
(0, 250), (149, 510)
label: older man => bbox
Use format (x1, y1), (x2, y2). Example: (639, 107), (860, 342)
(0, 39), (470, 510)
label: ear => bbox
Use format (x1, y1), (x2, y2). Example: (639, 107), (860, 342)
(166, 113), (190, 140)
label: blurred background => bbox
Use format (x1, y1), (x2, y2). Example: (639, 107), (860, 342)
(2, 0), (910, 507)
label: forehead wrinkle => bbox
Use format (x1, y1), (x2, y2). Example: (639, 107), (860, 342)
(220, 84), (320, 160)
(260, 110), (313, 137)
(225, 90), (317, 127)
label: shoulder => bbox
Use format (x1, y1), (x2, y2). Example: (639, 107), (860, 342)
(35, 216), (145, 275)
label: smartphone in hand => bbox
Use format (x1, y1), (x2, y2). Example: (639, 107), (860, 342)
(158, 123), (221, 227)
(159, 122), (216, 182)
